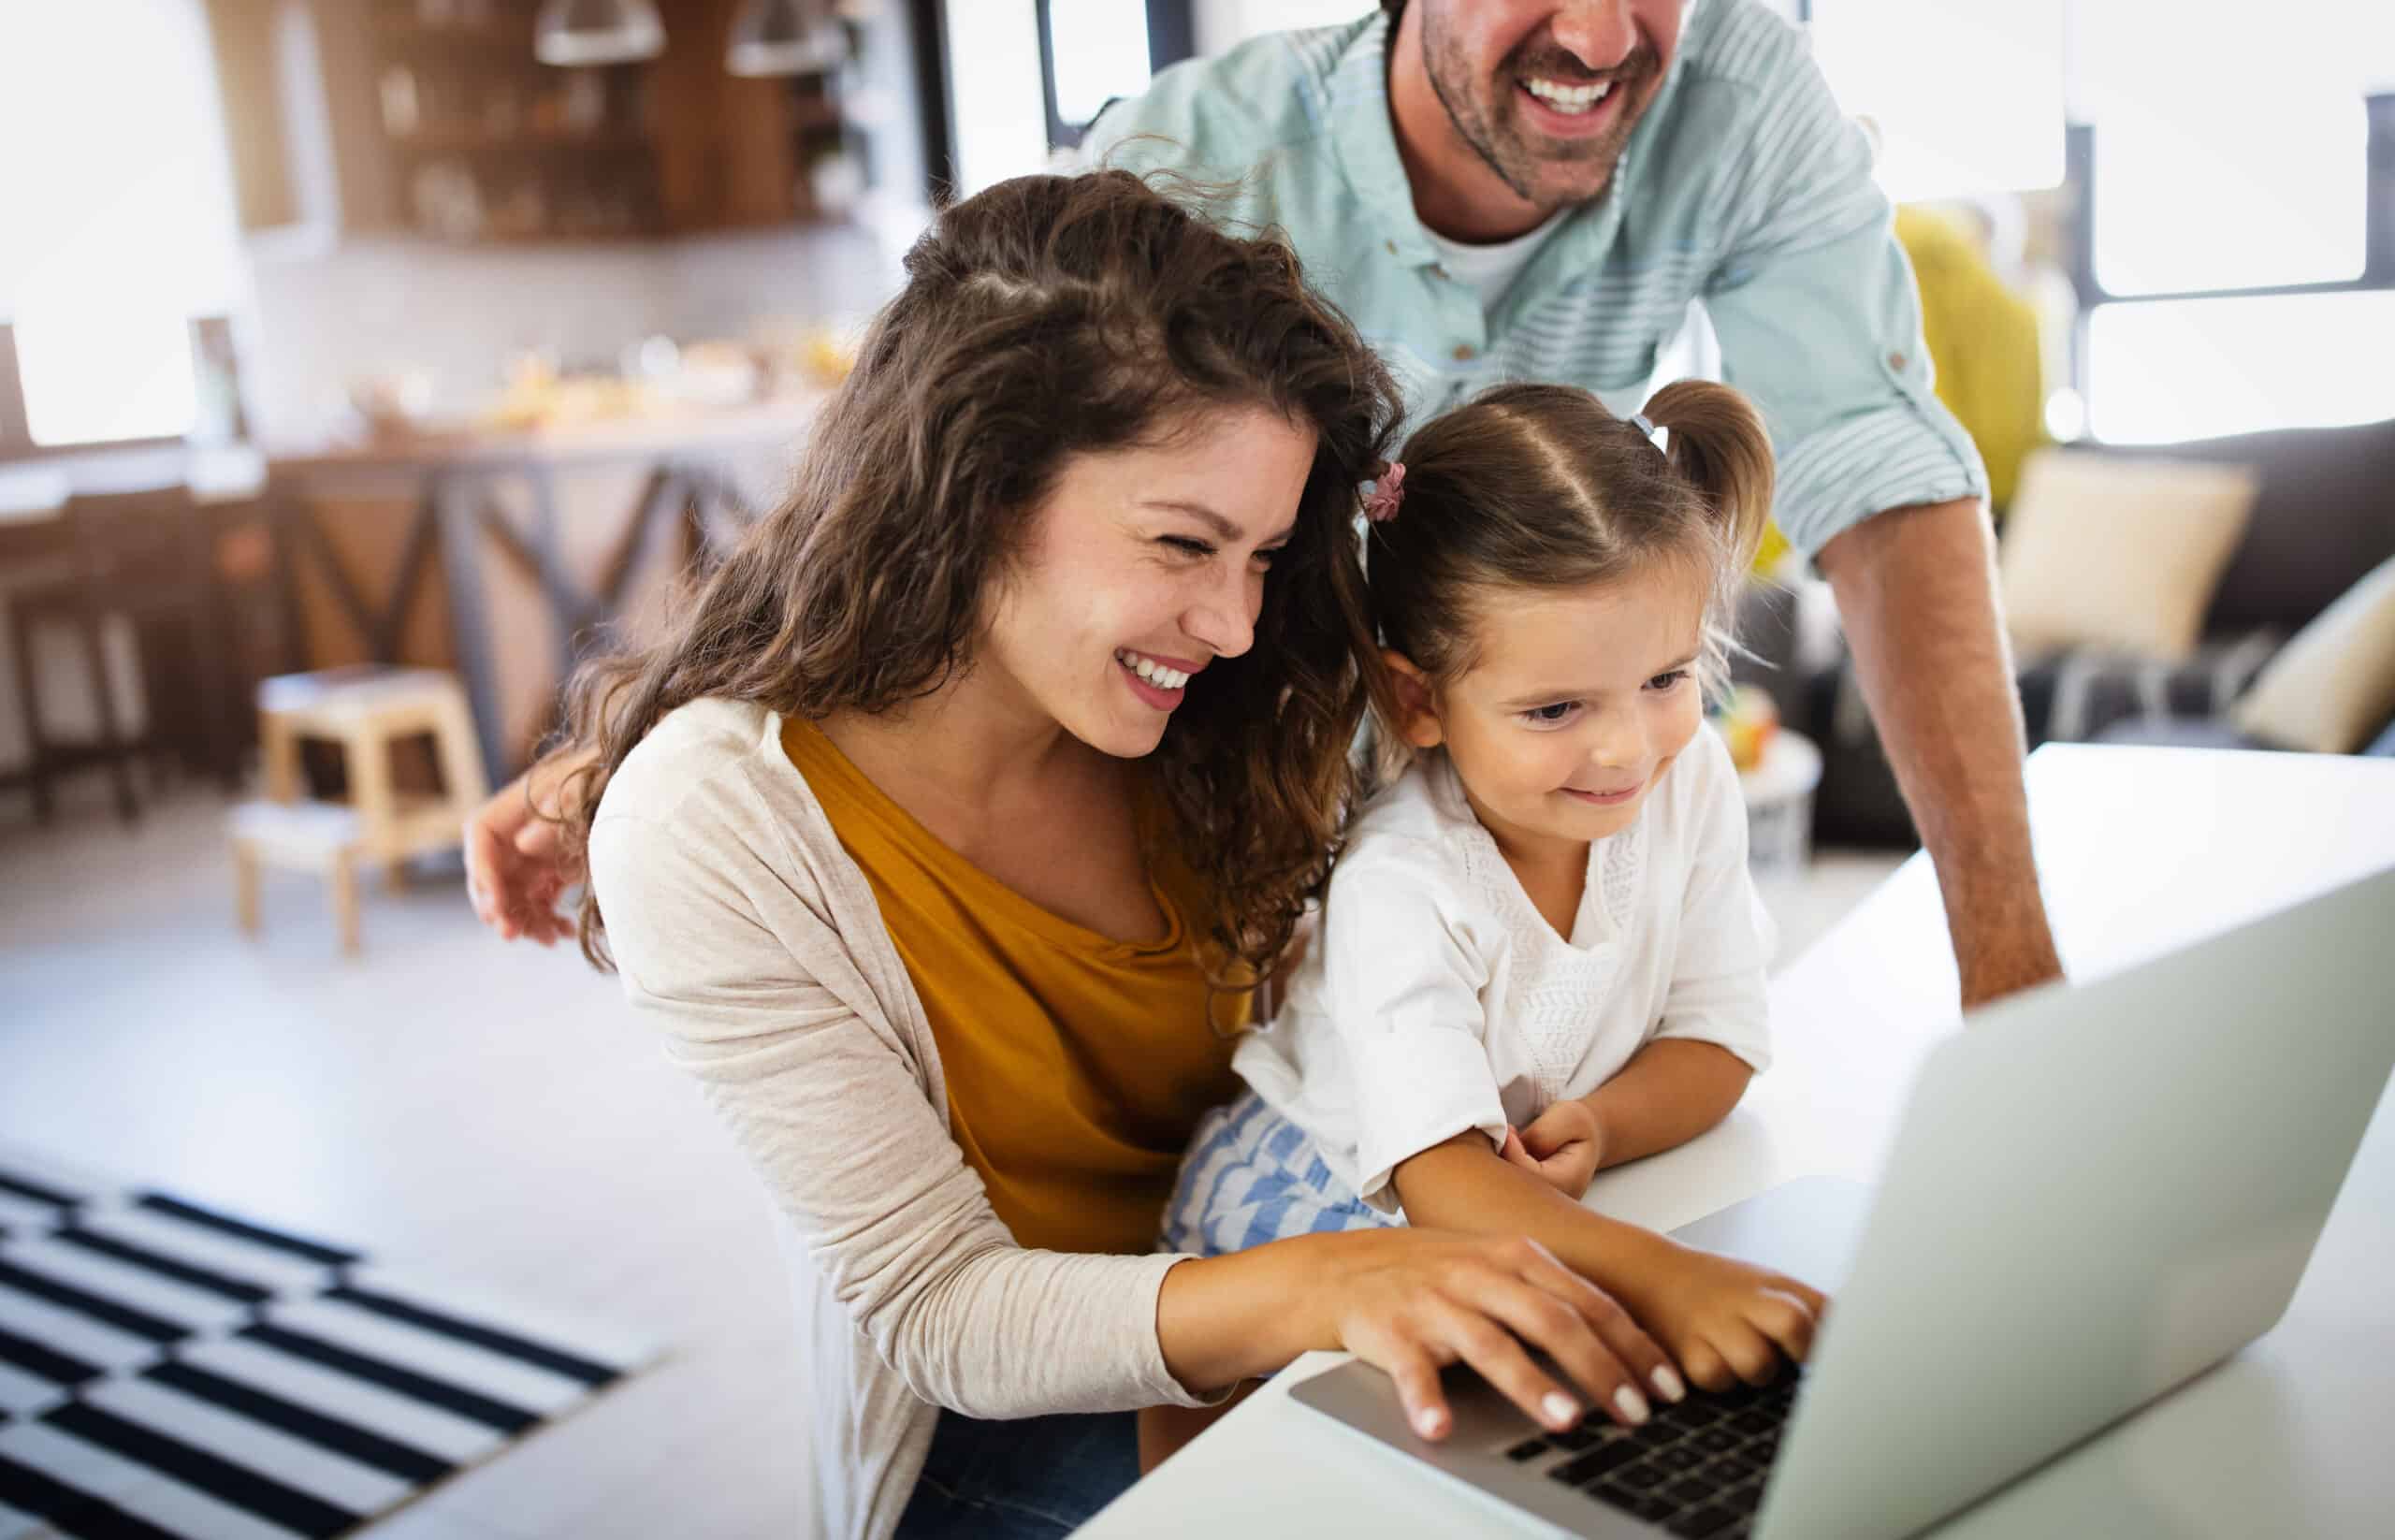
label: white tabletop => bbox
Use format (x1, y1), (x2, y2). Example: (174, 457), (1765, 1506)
(1081, 744), (2395, 1538)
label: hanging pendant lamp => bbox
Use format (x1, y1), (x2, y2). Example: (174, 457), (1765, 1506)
(533, 0), (666, 66)
(727, 0), (849, 77)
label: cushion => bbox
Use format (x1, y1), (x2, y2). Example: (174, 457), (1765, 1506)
(2231, 555), (2395, 753)
(2112, 416), (2395, 636)
(1999, 450), (2259, 661)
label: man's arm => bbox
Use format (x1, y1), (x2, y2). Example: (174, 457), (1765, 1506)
(1816, 496), (2063, 1008)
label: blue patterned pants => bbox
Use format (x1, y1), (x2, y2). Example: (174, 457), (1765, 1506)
(1158, 1088), (1400, 1257)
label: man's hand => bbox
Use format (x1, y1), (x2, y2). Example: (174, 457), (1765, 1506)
(1501, 1100), (1605, 1200)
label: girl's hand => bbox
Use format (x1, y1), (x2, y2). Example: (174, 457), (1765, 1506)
(1324, 1228), (1685, 1444)
(1609, 1241), (1826, 1393)
(464, 748), (596, 946)
(1503, 1100), (1605, 1199)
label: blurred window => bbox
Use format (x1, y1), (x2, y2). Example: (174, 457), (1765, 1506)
(1808, 0), (2065, 201)
(2091, 94), (2365, 297)
(2085, 292), (2395, 443)
(0, 0), (241, 450)
(1047, 0), (1151, 129)
(943, 0), (1052, 195)
(1194, 1), (1379, 56)
(2072, 0), (2392, 441)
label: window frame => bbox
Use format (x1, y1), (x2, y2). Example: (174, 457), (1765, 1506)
(2065, 94), (2395, 435)
(1034, 0), (1196, 152)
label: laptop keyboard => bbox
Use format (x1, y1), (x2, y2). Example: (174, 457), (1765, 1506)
(1502, 1373), (1801, 1538)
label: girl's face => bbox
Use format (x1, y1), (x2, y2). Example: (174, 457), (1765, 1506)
(1389, 563), (1708, 860)
(980, 405), (1320, 760)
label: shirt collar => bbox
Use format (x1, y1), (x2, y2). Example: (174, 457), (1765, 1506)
(1328, 12), (1440, 266)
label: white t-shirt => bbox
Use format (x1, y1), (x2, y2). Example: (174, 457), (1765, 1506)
(1422, 211), (1564, 311)
(1232, 724), (1775, 1213)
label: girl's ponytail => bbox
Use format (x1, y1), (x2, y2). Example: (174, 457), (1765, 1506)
(1642, 379), (1775, 577)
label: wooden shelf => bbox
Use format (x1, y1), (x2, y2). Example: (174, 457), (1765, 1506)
(372, 19), (525, 47)
(337, 0), (861, 243)
(386, 129), (653, 155)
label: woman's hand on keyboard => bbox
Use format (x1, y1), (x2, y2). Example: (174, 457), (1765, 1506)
(1326, 1229), (1680, 1442)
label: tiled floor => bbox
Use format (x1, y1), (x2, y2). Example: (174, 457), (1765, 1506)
(0, 777), (1902, 1536)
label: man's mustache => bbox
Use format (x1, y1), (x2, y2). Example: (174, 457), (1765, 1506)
(1506, 42), (1659, 90)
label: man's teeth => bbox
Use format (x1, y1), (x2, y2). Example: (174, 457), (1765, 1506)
(1525, 78), (1614, 113)
(1117, 651), (1190, 690)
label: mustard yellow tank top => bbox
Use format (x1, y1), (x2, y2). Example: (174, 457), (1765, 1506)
(782, 716), (1246, 1256)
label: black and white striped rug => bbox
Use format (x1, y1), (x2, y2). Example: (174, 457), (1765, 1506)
(0, 1159), (656, 1539)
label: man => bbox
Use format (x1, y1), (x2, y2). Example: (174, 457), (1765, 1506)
(1081, 0), (2061, 1009)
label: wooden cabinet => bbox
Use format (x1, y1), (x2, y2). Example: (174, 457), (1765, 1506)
(210, 0), (865, 243)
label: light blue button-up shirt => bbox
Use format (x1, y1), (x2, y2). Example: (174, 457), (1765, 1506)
(1081, 0), (1988, 559)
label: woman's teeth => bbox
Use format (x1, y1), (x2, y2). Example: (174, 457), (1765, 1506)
(1117, 650), (1190, 690)
(1524, 77), (1614, 114)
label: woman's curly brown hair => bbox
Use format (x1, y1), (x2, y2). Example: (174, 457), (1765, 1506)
(550, 168), (1402, 984)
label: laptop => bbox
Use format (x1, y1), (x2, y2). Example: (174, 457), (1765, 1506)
(1292, 864), (2395, 1540)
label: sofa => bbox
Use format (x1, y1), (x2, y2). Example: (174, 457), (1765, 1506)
(1741, 414), (2395, 848)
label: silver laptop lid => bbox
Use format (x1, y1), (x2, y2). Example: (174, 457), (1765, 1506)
(1757, 864), (2395, 1540)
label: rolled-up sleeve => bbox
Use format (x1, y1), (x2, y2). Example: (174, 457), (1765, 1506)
(1318, 846), (1508, 1213)
(589, 800), (1210, 1418)
(1701, 64), (1988, 559)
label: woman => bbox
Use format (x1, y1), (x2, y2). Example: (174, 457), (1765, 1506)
(468, 170), (1674, 1540)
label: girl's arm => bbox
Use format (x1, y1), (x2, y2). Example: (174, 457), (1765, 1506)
(1582, 1039), (1753, 1170)
(1394, 1133), (1823, 1392)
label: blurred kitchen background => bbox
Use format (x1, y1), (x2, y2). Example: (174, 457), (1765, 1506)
(2, 2), (2392, 1536)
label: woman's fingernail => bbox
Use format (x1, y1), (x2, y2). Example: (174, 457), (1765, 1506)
(1652, 1366), (1687, 1403)
(1542, 1391), (1579, 1428)
(1613, 1386), (1651, 1425)
(1414, 1407), (1445, 1439)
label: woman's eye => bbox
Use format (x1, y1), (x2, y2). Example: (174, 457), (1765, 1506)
(1161, 536), (1215, 559)
(1646, 669), (1691, 691)
(1522, 702), (1578, 725)
(1253, 545), (1285, 569)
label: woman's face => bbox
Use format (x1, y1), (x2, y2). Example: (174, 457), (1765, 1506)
(980, 405), (1322, 759)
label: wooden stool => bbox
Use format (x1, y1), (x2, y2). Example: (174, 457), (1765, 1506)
(232, 665), (489, 952)
(231, 800), (366, 953)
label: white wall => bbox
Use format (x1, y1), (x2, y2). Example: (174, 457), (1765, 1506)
(240, 221), (905, 442)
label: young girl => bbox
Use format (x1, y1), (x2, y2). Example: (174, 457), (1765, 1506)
(1152, 379), (1823, 1449)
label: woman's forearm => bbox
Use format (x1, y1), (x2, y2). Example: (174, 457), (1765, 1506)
(1583, 1039), (1752, 1170)
(1154, 1232), (1367, 1392)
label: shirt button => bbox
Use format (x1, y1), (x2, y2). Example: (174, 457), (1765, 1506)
(1385, 240), (1398, 255)
(1888, 351), (1908, 370)
(1454, 343), (1477, 362)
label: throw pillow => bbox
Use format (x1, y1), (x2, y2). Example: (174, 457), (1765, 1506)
(1999, 450), (2259, 661)
(2232, 555), (2395, 753)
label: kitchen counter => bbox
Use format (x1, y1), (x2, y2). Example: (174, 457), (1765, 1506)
(262, 395), (820, 779)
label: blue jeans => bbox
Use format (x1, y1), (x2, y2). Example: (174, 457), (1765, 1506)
(893, 1408), (1141, 1539)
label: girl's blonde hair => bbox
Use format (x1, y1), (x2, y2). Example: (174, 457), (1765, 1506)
(1367, 379), (1775, 703)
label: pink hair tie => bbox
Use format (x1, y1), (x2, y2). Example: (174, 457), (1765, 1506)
(1362, 460), (1406, 523)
